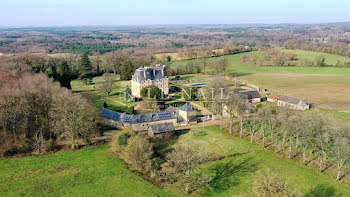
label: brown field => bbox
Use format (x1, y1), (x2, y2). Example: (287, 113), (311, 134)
(240, 73), (350, 110)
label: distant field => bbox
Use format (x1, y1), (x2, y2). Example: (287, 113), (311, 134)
(0, 145), (176, 197)
(282, 49), (350, 65)
(155, 49), (225, 61)
(224, 52), (350, 111)
(169, 50), (350, 112)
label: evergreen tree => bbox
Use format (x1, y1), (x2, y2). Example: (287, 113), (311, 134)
(58, 61), (72, 89)
(120, 60), (134, 80)
(79, 53), (93, 83)
(123, 85), (132, 101)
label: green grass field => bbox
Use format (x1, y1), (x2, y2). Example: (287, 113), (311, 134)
(282, 49), (350, 65)
(0, 145), (176, 197)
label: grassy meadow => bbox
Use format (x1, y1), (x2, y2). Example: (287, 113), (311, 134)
(0, 145), (176, 197)
(282, 49), (350, 65)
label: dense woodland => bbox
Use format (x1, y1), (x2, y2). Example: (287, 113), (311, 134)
(1, 23), (350, 55)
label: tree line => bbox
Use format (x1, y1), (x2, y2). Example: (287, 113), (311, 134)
(284, 41), (350, 58)
(240, 48), (350, 67)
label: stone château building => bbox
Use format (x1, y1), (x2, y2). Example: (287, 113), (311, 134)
(131, 65), (169, 98)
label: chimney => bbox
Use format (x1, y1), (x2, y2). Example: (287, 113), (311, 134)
(143, 69), (146, 78)
(153, 69), (156, 76)
(161, 67), (164, 76)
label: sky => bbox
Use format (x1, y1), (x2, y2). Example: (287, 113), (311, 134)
(0, 0), (349, 26)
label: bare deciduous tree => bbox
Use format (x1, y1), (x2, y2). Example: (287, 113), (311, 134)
(166, 143), (210, 195)
(253, 169), (301, 197)
(122, 135), (153, 173)
(99, 73), (116, 96)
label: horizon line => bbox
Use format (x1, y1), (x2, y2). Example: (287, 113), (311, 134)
(1, 21), (350, 29)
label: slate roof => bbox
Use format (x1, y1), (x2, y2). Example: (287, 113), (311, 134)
(231, 88), (247, 93)
(149, 123), (175, 134)
(132, 65), (167, 82)
(180, 102), (195, 112)
(278, 95), (302, 104)
(164, 106), (179, 115)
(100, 108), (176, 124)
(237, 90), (261, 99)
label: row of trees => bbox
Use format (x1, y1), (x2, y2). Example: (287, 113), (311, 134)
(284, 41), (350, 58)
(225, 101), (350, 181)
(0, 74), (98, 156)
(176, 44), (253, 60)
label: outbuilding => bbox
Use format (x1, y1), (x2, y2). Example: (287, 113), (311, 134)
(148, 123), (175, 139)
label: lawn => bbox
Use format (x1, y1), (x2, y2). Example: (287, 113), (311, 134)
(0, 145), (176, 197)
(159, 126), (350, 196)
(154, 126), (261, 158)
(71, 75), (137, 113)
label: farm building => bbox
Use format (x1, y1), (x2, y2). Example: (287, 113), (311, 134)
(229, 89), (261, 103)
(148, 122), (175, 139)
(267, 93), (281, 102)
(178, 102), (196, 123)
(131, 65), (169, 98)
(277, 95), (309, 111)
(100, 108), (177, 132)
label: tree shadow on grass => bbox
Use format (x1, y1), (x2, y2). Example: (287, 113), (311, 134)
(207, 157), (258, 194)
(175, 129), (190, 137)
(153, 129), (190, 158)
(228, 72), (253, 77)
(304, 184), (342, 197)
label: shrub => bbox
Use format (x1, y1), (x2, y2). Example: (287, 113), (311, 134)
(118, 133), (131, 146)
(110, 128), (135, 154)
(140, 85), (162, 100)
(46, 139), (55, 152)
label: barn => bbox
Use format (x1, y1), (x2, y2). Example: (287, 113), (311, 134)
(148, 123), (175, 139)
